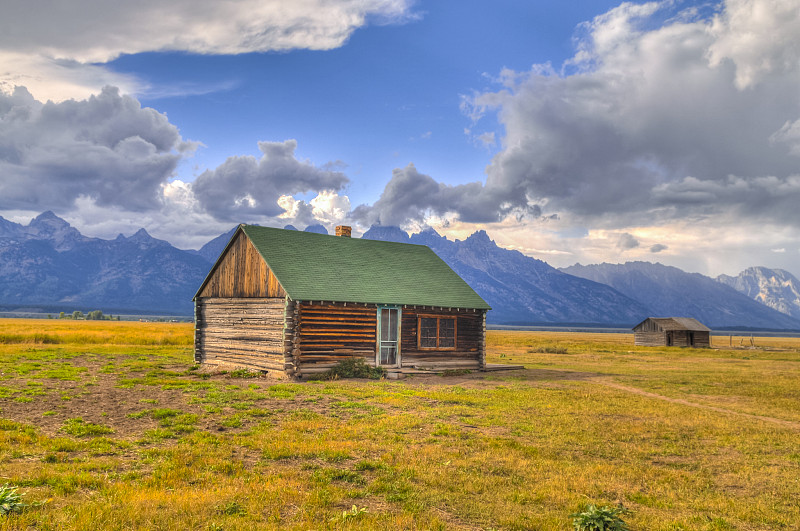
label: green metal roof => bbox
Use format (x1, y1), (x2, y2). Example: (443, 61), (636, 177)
(238, 225), (490, 309)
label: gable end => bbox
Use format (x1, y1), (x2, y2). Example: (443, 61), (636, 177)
(195, 227), (286, 299)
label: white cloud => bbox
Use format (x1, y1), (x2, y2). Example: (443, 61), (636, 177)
(0, 0), (415, 101)
(707, 0), (800, 89)
(191, 139), (349, 222)
(364, 0), (800, 237)
(311, 191), (351, 225)
(0, 87), (356, 244)
(0, 86), (191, 211)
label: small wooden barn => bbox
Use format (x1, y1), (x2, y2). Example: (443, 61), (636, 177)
(193, 224), (491, 378)
(633, 317), (711, 348)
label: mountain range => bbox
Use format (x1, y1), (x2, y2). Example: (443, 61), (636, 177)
(716, 267), (800, 320)
(1, 212), (798, 330)
(562, 262), (800, 330)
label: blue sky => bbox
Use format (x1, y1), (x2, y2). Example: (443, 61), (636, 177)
(2, 0), (800, 278)
(116, 1), (623, 205)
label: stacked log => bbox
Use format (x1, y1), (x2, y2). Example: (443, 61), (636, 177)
(294, 302), (377, 377)
(195, 297), (285, 373)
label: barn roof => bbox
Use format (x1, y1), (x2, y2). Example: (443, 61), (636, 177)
(633, 317), (710, 332)
(198, 225), (491, 310)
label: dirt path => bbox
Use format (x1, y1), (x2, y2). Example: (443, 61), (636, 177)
(593, 378), (800, 431)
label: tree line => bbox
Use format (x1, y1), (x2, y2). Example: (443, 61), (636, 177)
(54, 310), (120, 320)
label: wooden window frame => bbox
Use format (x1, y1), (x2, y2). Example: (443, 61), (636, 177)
(417, 314), (457, 351)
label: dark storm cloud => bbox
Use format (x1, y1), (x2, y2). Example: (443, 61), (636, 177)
(0, 86), (189, 211)
(191, 139), (349, 222)
(351, 163), (532, 227)
(470, 1), (800, 226)
(359, 0), (800, 229)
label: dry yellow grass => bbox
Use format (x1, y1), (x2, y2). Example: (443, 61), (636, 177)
(0, 320), (798, 530)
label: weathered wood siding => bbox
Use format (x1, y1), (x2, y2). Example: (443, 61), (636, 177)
(291, 302), (377, 377)
(633, 319), (664, 333)
(634, 330), (710, 347)
(198, 231), (285, 298)
(634, 331), (666, 346)
(690, 331), (711, 348)
(400, 308), (484, 370)
(195, 298), (288, 373)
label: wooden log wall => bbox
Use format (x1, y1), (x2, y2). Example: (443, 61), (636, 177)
(198, 230), (286, 298)
(283, 298), (298, 377)
(634, 332), (666, 346)
(692, 332), (711, 348)
(293, 302), (377, 377)
(633, 319), (663, 333)
(400, 307), (484, 370)
(195, 297), (287, 373)
(634, 331), (710, 348)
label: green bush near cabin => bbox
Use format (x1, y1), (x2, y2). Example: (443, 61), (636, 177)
(320, 357), (386, 380)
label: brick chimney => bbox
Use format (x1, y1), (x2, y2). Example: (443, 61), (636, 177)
(335, 225), (352, 237)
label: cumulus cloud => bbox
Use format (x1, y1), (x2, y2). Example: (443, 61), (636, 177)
(650, 243), (668, 253)
(616, 232), (640, 250)
(0, 87), (356, 240)
(351, 163), (530, 226)
(191, 140), (349, 222)
(0, 86), (191, 211)
(361, 0), (800, 233)
(0, 0), (415, 101)
(707, 0), (800, 89)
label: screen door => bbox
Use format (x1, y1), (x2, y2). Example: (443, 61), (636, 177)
(378, 307), (400, 366)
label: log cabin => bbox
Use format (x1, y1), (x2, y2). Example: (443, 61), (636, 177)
(633, 317), (711, 348)
(193, 224), (491, 378)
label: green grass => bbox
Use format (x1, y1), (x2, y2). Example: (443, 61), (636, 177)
(0, 320), (798, 529)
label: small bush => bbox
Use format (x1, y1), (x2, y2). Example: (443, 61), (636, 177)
(322, 358), (385, 380)
(571, 504), (630, 531)
(330, 505), (367, 522)
(0, 484), (27, 515)
(228, 368), (260, 379)
(529, 345), (568, 354)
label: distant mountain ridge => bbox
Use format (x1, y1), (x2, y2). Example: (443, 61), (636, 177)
(1, 213), (798, 329)
(562, 261), (800, 330)
(0, 212), (210, 314)
(363, 225), (650, 325)
(717, 267), (800, 320)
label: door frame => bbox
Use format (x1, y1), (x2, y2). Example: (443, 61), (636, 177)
(376, 306), (401, 368)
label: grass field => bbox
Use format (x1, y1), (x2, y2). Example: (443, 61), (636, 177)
(0, 319), (798, 530)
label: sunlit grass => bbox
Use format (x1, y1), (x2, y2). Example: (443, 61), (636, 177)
(0, 320), (798, 529)
(0, 318), (192, 346)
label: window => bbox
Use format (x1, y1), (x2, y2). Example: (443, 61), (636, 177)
(418, 315), (457, 350)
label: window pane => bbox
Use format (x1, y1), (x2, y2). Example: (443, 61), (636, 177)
(420, 317), (437, 348)
(388, 309), (397, 341)
(381, 309), (391, 339)
(439, 318), (455, 348)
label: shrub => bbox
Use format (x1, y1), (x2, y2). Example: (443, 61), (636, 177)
(322, 357), (385, 380)
(330, 505), (367, 522)
(228, 368), (260, 379)
(571, 504), (630, 531)
(0, 484), (26, 515)
(529, 345), (568, 354)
